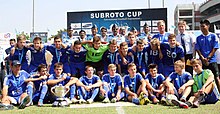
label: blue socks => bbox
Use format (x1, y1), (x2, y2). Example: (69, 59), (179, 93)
(70, 84), (76, 99)
(90, 88), (99, 100)
(132, 98), (140, 105)
(27, 83), (33, 102)
(39, 84), (48, 101)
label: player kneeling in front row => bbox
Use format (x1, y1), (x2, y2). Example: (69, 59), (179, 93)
(164, 60), (194, 107)
(145, 64), (166, 104)
(124, 63), (150, 105)
(100, 64), (124, 103)
(174, 59), (219, 108)
(0, 60), (31, 110)
(78, 66), (102, 104)
(47, 62), (86, 105)
(25, 64), (49, 106)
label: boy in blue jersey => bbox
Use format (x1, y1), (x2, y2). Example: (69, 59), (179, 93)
(145, 64), (166, 104)
(145, 38), (163, 74)
(28, 37), (47, 74)
(116, 42), (134, 76)
(152, 20), (170, 43)
(195, 19), (220, 92)
(102, 39), (118, 74)
(25, 64), (49, 106)
(78, 66), (102, 104)
(131, 40), (147, 76)
(160, 34), (185, 77)
(164, 60), (194, 104)
(47, 63), (85, 103)
(68, 40), (87, 78)
(124, 63), (150, 105)
(0, 60), (31, 109)
(100, 64), (123, 103)
(127, 32), (136, 48)
(9, 35), (29, 72)
(46, 35), (70, 76)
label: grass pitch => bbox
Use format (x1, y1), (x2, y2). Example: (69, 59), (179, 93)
(0, 101), (219, 114)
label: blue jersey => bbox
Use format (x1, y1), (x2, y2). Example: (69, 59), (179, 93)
(48, 74), (71, 86)
(145, 73), (165, 89)
(5, 46), (14, 55)
(63, 36), (80, 46)
(67, 47), (87, 63)
(102, 73), (122, 93)
(160, 43), (184, 66)
(116, 52), (134, 74)
(124, 73), (143, 93)
(107, 34), (125, 46)
(152, 32), (170, 43)
(102, 50), (118, 65)
(138, 33), (152, 43)
(3, 70), (30, 97)
(79, 75), (100, 86)
(131, 48), (147, 69)
(128, 43), (136, 49)
(86, 34), (101, 41)
(145, 46), (161, 65)
(29, 46), (47, 73)
(9, 47), (29, 72)
(195, 33), (219, 63)
(46, 45), (69, 64)
(167, 72), (192, 90)
(31, 75), (47, 91)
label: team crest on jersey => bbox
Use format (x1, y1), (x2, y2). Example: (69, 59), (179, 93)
(59, 52), (62, 56)
(74, 55), (79, 57)
(208, 36), (211, 41)
(33, 50), (37, 53)
(171, 52), (177, 58)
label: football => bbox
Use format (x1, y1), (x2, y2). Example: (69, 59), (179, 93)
(166, 94), (177, 106)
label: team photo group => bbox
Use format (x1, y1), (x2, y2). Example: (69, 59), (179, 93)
(0, 19), (219, 110)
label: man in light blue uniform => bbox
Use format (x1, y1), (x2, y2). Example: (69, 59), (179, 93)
(86, 24), (101, 41)
(0, 60), (31, 109)
(63, 26), (80, 46)
(152, 20), (170, 43)
(107, 24), (125, 46)
(138, 23), (152, 43)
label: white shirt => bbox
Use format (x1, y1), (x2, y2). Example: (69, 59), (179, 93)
(176, 31), (196, 55)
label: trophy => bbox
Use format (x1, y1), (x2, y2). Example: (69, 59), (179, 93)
(51, 84), (70, 107)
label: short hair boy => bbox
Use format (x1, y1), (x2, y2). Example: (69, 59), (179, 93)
(101, 64), (123, 103)
(124, 63), (150, 105)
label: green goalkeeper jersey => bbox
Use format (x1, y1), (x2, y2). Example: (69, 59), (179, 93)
(192, 69), (213, 93)
(83, 44), (109, 62)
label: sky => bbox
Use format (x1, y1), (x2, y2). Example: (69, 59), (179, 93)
(0, 0), (205, 36)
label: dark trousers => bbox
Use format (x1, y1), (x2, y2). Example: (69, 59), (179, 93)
(203, 62), (220, 92)
(185, 54), (193, 75)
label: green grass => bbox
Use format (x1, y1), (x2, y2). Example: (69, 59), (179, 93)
(1, 101), (220, 114)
